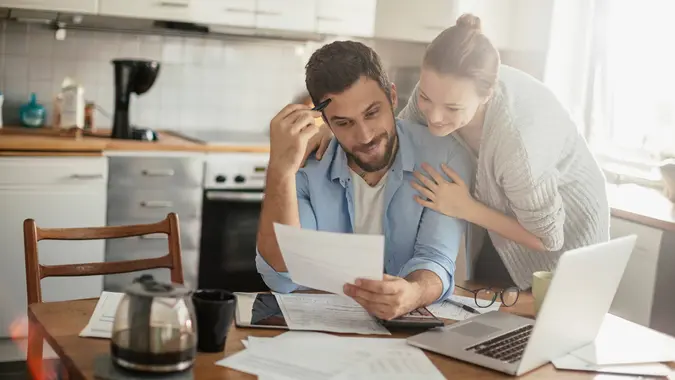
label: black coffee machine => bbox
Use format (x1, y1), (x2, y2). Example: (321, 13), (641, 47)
(111, 59), (161, 140)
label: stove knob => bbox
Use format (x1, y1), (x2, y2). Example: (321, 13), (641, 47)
(234, 175), (246, 183)
(215, 175), (226, 183)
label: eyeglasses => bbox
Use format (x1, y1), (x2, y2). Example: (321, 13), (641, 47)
(456, 285), (520, 308)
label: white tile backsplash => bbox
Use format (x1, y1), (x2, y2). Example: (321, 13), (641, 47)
(0, 21), (442, 134)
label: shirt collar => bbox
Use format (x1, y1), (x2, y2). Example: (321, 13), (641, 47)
(329, 119), (415, 184)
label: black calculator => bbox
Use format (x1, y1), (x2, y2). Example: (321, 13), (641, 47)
(377, 307), (445, 331)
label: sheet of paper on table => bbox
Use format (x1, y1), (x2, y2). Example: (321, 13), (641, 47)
(79, 291), (124, 338)
(426, 295), (501, 320)
(570, 313), (675, 365)
(552, 354), (671, 377)
(220, 331), (445, 380)
(274, 293), (390, 335)
(272, 223), (384, 296)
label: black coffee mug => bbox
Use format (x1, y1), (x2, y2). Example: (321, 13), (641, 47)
(192, 289), (236, 353)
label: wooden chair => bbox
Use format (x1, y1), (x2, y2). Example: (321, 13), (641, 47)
(23, 212), (184, 380)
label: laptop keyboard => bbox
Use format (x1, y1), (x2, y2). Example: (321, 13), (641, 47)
(465, 325), (534, 363)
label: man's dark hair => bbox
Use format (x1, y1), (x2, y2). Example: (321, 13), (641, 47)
(305, 40), (391, 105)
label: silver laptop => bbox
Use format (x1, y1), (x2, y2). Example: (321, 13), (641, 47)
(407, 235), (637, 376)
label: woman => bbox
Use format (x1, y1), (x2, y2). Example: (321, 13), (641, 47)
(306, 14), (610, 290)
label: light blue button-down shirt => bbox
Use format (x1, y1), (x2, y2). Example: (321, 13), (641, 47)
(256, 119), (475, 302)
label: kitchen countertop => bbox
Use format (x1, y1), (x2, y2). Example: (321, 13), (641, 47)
(1, 126), (673, 232)
(0, 126), (270, 155)
(608, 183), (675, 233)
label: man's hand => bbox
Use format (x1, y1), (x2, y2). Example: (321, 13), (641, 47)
(269, 104), (322, 176)
(343, 274), (424, 320)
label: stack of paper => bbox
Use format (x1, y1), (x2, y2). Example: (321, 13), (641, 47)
(426, 295), (501, 321)
(217, 331), (446, 380)
(552, 313), (675, 377)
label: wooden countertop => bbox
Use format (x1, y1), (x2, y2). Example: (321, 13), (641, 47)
(1, 127), (673, 232)
(608, 183), (675, 233)
(0, 126), (270, 155)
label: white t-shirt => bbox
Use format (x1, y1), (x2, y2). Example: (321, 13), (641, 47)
(349, 169), (388, 235)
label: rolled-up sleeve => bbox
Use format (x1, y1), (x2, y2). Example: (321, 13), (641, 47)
(496, 134), (565, 252)
(255, 171), (316, 293)
(502, 169), (565, 251)
(400, 144), (473, 303)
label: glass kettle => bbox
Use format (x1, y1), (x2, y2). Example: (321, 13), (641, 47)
(110, 274), (197, 373)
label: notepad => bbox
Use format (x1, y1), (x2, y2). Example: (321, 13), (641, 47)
(273, 223), (384, 296)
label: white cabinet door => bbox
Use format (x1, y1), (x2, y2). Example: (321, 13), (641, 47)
(316, 0), (376, 37)
(0, 157), (107, 339)
(375, 0), (457, 43)
(0, 0), (97, 14)
(609, 217), (662, 327)
(191, 0), (256, 28)
(454, 0), (514, 50)
(99, 0), (192, 22)
(255, 0), (316, 32)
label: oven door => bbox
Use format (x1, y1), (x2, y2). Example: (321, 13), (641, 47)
(199, 189), (269, 292)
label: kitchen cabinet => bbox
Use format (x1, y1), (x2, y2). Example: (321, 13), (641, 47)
(374, 0), (515, 49)
(316, 0), (377, 38)
(0, 0), (97, 14)
(104, 154), (204, 292)
(453, 0), (514, 50)
(0, 157), (107, 339)
(191, 0), (256, 28)
(98, 0), (192, 22)
(255, 0), (316, 33)
(609, 216), (662, 327)
(375, 0), (457, 43)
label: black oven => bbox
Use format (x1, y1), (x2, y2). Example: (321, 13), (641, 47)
(198, 153), (270, 293)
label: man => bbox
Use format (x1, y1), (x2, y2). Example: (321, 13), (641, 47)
(256, 40), (474, 320)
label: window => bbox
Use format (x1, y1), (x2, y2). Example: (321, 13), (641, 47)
(587, 0), (675, 186)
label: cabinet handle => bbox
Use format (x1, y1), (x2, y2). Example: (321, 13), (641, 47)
(256, 10), (282, 16)
(141, 169), (175, 177)
(206, 191), (264, 202)
(157, 1), (189, 8)
(225, 7), (253, 13)
(70, 174), (104, 180)
(140, 200), (174, 208)
(317, 16), (342, 22)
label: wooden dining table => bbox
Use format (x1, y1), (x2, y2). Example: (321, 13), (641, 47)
(28, 285), (673, 379)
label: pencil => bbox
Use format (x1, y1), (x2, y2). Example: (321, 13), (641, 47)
(311, 98), (332, 111)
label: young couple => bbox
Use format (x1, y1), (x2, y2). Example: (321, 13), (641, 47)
(255, 14), (610, 320)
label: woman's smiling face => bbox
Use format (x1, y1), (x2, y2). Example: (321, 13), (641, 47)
(416, 68), (489, 136)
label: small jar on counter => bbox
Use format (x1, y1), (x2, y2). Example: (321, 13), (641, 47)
(84, 102), (95, 130)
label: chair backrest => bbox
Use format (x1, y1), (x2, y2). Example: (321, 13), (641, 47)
(23, 212), (184, 305)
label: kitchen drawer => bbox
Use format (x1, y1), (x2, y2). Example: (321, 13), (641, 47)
(108, 156), (203, 189)
(105, 218), (201, 253)
(0, 157), (107, 186)
(107, 188), (202, 221)
(104, 249), (199, 291)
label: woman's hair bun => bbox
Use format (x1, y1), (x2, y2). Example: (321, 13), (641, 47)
(456, 13), (482, 33)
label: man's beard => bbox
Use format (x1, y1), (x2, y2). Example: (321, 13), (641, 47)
(344, 128), (397, 173)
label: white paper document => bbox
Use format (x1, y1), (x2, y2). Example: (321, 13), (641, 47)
(79, 291), (124, 338)
(570, 313), (675, 365)
(552, 354), (671, 377)
(426, 295), (501, 320)
(219, 332), (371, 380)
(275, 293), (390, 335)
(273, 223), (384, 295)
(218, 331), (445, 380)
